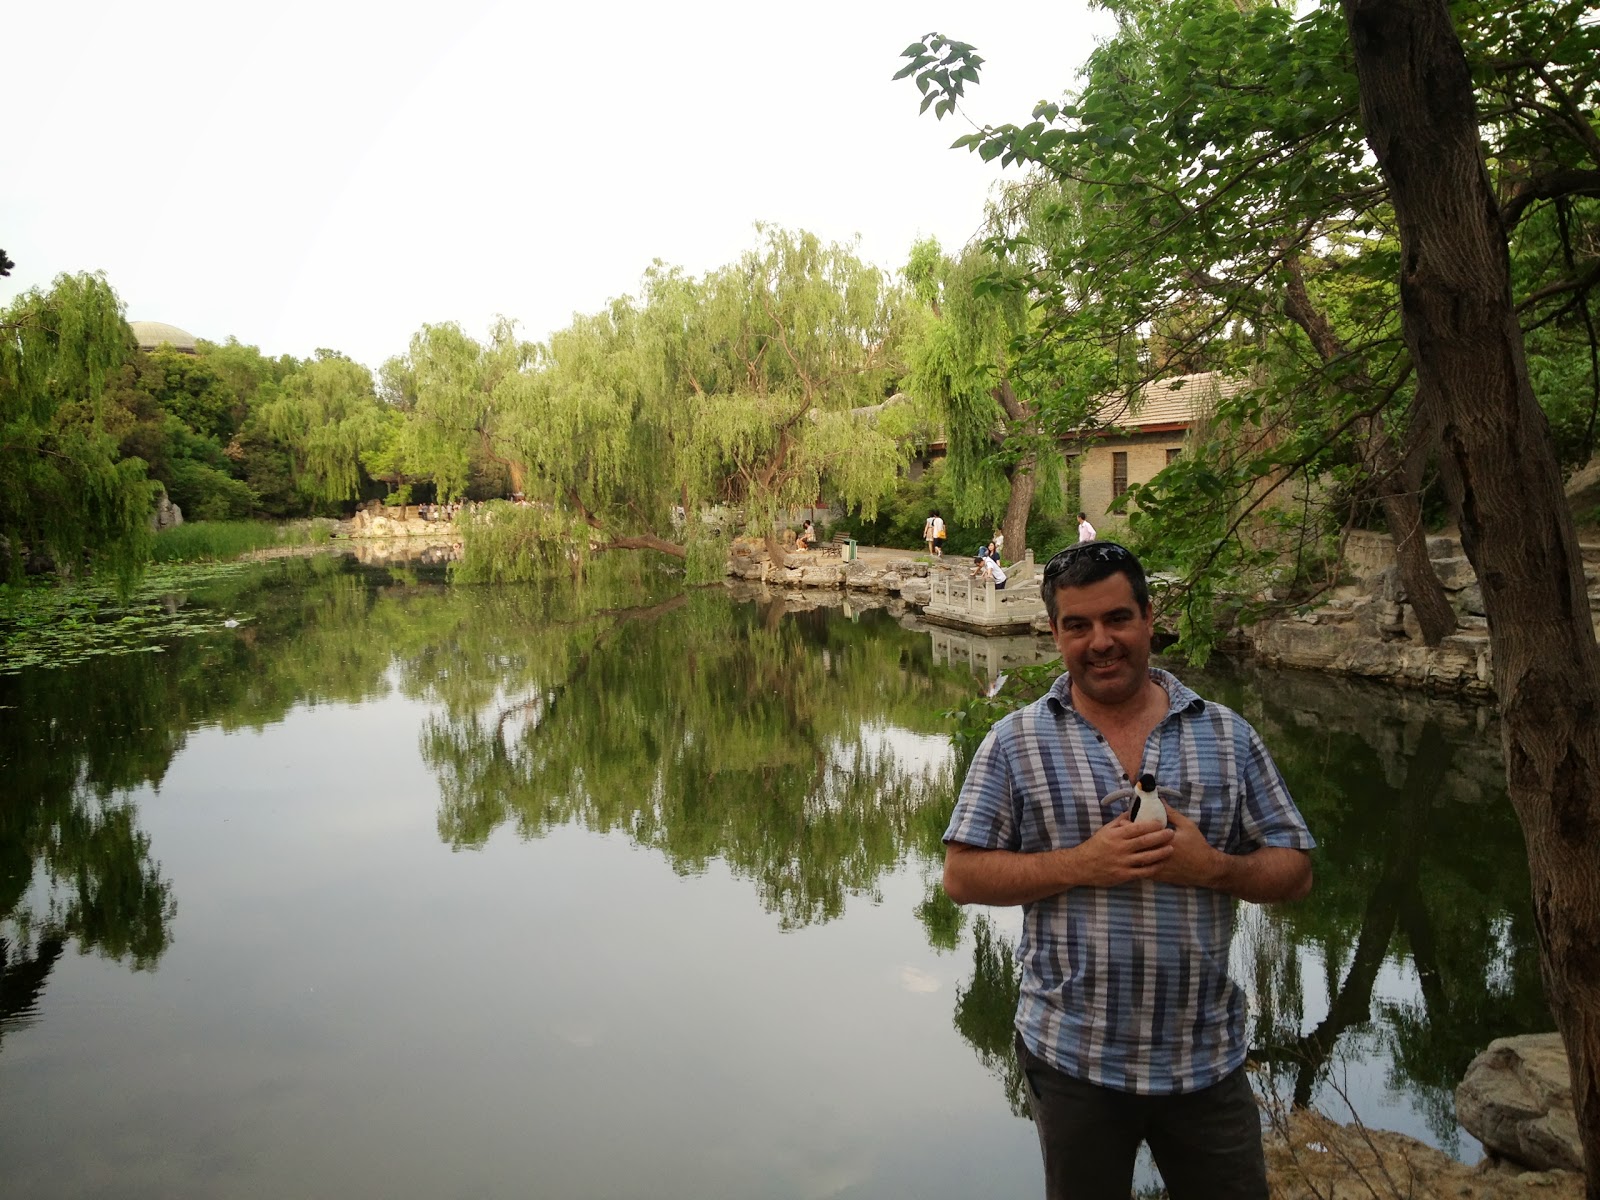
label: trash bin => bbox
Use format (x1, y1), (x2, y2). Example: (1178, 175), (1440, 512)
(845, 539), (857, 562)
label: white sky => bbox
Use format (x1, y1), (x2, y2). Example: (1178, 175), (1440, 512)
(3, 1), (1112, 369)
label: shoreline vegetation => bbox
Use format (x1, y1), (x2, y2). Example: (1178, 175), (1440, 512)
(6, 3), (1597, 1186)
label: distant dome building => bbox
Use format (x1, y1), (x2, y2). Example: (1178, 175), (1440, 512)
(130, 320), (199, 355)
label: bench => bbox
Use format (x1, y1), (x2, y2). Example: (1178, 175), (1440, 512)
(819, 530), (853, 557)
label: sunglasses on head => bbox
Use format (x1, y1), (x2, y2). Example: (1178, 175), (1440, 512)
(1042, 540), (1135, 584)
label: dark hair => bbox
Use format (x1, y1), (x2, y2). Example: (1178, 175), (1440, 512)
(1039, 541), (1149, 623)
(1077, 511), (1087, 521)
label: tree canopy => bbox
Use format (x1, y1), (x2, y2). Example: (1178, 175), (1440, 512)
(898, 1), (1599, 647)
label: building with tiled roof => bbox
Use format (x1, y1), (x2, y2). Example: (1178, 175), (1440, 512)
(910, 370), (1247, 534)
(1064, 371), (1245, 529)
(1091, 371), (1246, 433)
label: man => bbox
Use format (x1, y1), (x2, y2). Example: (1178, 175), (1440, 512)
(1076, 511), (1096, 543)
(943, 541), (1314, 1200)
(971, 552), (1007, 589)
(931, 510), (947, 556)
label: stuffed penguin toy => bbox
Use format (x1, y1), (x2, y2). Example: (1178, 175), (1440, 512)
(1127, 773), (1168, 828)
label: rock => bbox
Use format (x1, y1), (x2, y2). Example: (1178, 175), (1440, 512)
(1264, 1106), (1586, 1200)
(844, 566), (878, 591)
(798, 565), (844, 588)
(1564, 454), (1600, 515)
(1456, 1033), (1583, 1173)
(1426, 532), (1464, 560)
(1432, 555), (1479, 591)
(149, 491), (184, 532)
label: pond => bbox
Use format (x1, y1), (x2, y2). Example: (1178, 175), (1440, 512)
(0, 553), (1551, 1198)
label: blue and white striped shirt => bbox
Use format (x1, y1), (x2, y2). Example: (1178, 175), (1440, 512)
(944, 669), (1315, 1095)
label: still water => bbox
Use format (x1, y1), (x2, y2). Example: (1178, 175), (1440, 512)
(0, 554), (1550, 1198)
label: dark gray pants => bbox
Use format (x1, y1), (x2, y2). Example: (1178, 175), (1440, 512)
(1015, 1034), (1269, 1200)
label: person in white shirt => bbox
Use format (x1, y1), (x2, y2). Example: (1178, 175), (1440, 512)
(1077, 512), (1097, 543)
(972, 554), (1007, 589)
(931, 511), (947, 557)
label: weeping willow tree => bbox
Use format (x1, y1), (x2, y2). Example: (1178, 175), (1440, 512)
(903, 193), (1092, 556)
(385, 318), (534, 502)
(260, 351), (391, 507)
(0, 272), (154, 586)
(672, 225), (913, 546)
(456, 226), (915, 581)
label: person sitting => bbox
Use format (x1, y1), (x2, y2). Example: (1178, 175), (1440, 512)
(795, 520), (818, 550)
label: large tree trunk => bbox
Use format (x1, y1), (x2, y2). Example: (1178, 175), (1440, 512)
(1281, 253), (1455, 644)
(1343, 2), (1600, 1190)
(1001, 449), (1036, 565)
(995, 380), (1038, 562)
(1369, 435), (1458, 646)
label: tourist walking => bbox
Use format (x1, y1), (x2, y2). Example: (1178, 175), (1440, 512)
(1076, 511), (1096, 543)
(942, 540), (1315, 1200)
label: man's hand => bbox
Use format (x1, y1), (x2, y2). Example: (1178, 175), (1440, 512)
(1149, 807), (1224, 889)
(1072, 813), (1176, 887)
(1152, 808), (1313, 902)
(943, 816), (1174, 906)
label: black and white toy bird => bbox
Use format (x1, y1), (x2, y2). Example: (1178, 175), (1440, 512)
(1127, 773), (1168, 829)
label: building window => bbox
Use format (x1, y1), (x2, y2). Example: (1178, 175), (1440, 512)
(1166, 447), (1182, 465)
(1065, 455), (1081, 511)
(1112, 452), (1128, 498)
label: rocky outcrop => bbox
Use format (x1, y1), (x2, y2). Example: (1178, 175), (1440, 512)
(1265, 1105), (1585, 1199)
(149, 491), (183, 532)
(345, 506), (458, 540)
(1237, 531), (1503, 697)
(1456, 1034), (1584, 1173)
(727, 543), (937, 606)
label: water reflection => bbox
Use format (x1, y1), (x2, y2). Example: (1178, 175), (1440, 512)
(419, 588), (967, 928)
(0, 555), (1555, 1174)
(1, 652), (182, 1052)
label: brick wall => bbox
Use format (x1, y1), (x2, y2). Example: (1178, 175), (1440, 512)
(1068, 433), (1187, 531)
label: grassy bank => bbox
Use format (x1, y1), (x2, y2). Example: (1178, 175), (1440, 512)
(150, 520), (334, 563)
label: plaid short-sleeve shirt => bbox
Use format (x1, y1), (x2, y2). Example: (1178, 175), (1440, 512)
(944, 669), (1315, 1096)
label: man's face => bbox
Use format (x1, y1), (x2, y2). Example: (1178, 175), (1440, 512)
(1048, 571), (1154, 708)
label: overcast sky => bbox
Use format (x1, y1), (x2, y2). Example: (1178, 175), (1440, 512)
(3, 1), (1112, 369)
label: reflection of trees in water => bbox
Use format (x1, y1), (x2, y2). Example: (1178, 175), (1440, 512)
(419, 589), (968, 928)
(945, 663), (1550, 1136)
(953, 916), (1028, 1118)
(1, 660), (181, 1052)
(1229, 670), (1548, 1143)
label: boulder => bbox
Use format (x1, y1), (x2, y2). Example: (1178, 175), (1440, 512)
(1564, 454), (1600, 516)
(1426, 532), (1464, 559)
(1456, 1033), (1583, 1173)
(798, 565), (844, 588)
(149, 492), (184, 532)
(1431, 555), (1478, 591)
